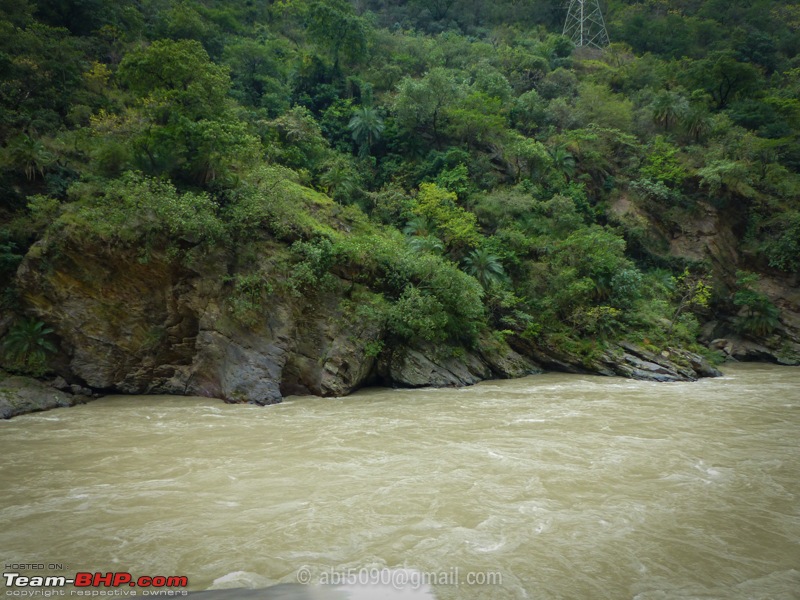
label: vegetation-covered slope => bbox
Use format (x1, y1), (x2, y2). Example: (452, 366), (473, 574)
(1, 0), (798, 397)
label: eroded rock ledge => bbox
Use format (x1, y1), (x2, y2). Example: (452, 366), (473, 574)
(0, 373), (95, 419)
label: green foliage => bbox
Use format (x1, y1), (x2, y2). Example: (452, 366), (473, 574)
(462, 248), (507, 289)
(319, 155), (361, 202)
(434, 163), (472, 199)
(114, 39), (260, 184)
(574, 82), (634, 131)
(1, 0), (797, 372)
(683, 51), (761, 109)
(226, 272), (274, 326)
(265, 105), (331, 172)
(511, 90), (547, 134)
(223, 37), (291, 113)
(505, 134), (550, 183)
(224, 165), (336, 241)
(68, 172), (226, 246)
(348, 106), (384, 158)
(286, 237), (337, 297)
(733, 271), (781, 337)
(393, 68), (465, 143)
(668, 268), (712, 337)
(552, 226), (631, 301)
(26, 195), (60, 231)
(411, 183), (480, 253)
(639, 136), (687, 186)
(387, 285), (450, 342)
(570, 305), (623, 338)
(549, 146), (576, 181)
(2, 134), (54, 181)
(118, 39), (230, 116)
(0, 230), (23, 280)
(285, 0), (367, 68)
(331, 231), (485, 343)
(696, 159), (754, 201)
(650, 90), (688, 131)
(2, 318), (57, 376)
(754, 209), (800, 273)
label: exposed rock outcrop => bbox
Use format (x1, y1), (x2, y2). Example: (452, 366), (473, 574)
(511, 337), (721, 382)
(377, 340), (541, 388)
(16, 234), (393, 406)
(613, 195), (800, 366)
(4, 224), (733, 419)
(13, 232), (548, 412)
(0, 373), (93, 419)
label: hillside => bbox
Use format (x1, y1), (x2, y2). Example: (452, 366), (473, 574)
(1, 0), (798, 409)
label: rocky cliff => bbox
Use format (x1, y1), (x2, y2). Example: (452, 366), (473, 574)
(2, 221), (736, 418)
(6, 181), (800, 419)
(613, 194), (800, 365)
(10, 230), (545, 411)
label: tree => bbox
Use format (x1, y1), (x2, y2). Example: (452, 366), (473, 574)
(319, 155), (360, 201)
(348, 106), (384, 157)
(682, 105), (712, 143)
(553, 227), (632, 302)
(286, 0), (367, 70)
(408, 235), (445, 254)
(3, 134), (53, 181)
(668, 269), (712, 336)
(0, 21), (85, 138)
(412, 183), (480, 253)
(403, 216), (436, 238)
(116, 39), (259, 184)
(549, 146), (576, 181)
(117, 39), (230, 118)
(733, 271), (781, 337)
(651, 90), (688, 131)
(684, 51), (761, 110)
(223, 37), (291, 113)
(410, 0), (458, 22)
(393, 68), (465, 145)
(463, 248), (507, 289)
(639, 136), (687, 186)
(505, 133), (551, 182)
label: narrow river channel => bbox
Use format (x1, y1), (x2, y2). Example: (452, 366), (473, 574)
(1, 363), (798, 599)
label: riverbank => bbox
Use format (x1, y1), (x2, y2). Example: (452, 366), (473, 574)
(0, 343), (732, 420)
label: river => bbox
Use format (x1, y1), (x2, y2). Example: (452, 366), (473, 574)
(1, 363), (798, 599)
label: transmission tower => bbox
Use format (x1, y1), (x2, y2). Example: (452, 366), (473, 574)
(563, 0), (610, 49)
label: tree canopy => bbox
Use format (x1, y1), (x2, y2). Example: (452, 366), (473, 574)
(1, 0), (798, 368)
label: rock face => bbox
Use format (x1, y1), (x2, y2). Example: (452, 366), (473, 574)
(613, 196), (800, 367)
(16, 234), (393, 406)
(512, 338), (722, 382)
(377, 341), (541, 388)
(13, 233), (546, 411)
(8, 228), (730, 418)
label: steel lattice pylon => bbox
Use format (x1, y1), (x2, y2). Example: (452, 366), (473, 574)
(563, 0), (610, 49)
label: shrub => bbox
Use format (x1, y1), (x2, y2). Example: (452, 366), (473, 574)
(733, 271), (781, 337)
(68, 172), (226, 246)
(2, 319), (57, 376)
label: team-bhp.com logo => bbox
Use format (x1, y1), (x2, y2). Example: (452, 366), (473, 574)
(4, 572), (188, 589)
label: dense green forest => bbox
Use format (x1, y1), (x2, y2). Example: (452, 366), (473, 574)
(1, 0), (799, 378)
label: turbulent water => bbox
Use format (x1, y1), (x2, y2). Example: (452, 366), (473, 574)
(1, 363), (799, 599)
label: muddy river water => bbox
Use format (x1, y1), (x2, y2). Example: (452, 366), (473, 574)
(1, 363), (798, 599)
